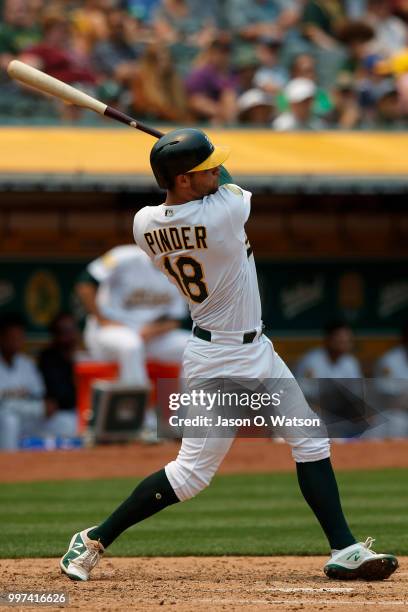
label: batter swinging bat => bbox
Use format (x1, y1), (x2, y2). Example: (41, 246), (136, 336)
(7, 60), (164, 139)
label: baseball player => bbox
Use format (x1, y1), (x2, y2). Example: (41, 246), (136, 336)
(372, 322), (408, 438)
(76, 244), (189, 387)
(61, 129), (398, 582)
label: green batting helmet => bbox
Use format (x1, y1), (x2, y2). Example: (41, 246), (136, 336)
(150, 128), (230, 189)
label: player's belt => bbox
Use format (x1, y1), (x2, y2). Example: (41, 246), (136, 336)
(193, 325), (259, 344)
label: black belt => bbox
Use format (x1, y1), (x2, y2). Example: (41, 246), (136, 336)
(193, 325), (257, 344)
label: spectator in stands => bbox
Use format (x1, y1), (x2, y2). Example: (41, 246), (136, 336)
(38, 313), (78, 438)
(366, 0), (407, 57)
(373, 322), (408, 438)
(21, 9), (96, 119)
(301, 0), (347, 88)
(372, 80), (404, 128)
(337, 20), (375, 77)
(253, 36), (288, 95)
(275, 52), (332, 118)
(393, 0), (408, 23)
(237, 88), (275, 125)
(153, 0), (216, 48)
(301, 0), (345, 51)
(297, 321), (362, 381)
(127, 0), (161, 24)
(0, 0), (42, 70)
(0, 313), (77, 450)
(371, 46), (408, 114)
(185, 39), (238, 124)
(233, 44), (260, 94)
(92, 8), (142, 87)
(70, 0), (110, 56)
(295, 321), (363, 426)
(327, 73), (362, 129)
(343, 0), (367, 20)
(131, 41), (189, 122)
(0, 313), (44, 450)
(22, 11), (96, 86)
(225, 0), (300, 43)
(273, 77), (326, 130)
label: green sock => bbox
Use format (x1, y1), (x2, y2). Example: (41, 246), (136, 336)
(296, 458), (356, 550)
(88, 469), (179, 548)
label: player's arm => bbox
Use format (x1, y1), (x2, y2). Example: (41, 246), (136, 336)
(139, 287), (186, 342)
(76, 270), (121, 327)
(139, 317), (180, 342)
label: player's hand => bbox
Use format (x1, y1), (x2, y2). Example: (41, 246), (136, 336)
(97, 317), (124, 327)
(139, 323), (157, 342)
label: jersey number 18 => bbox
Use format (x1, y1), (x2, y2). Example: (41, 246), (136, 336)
(164, 256), (208, 304)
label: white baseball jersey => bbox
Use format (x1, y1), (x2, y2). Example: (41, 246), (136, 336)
(88, 245), (187, 330)
(133, 184), (262, 332)
(0, 354), (44, 400)
(374, 345), (408, 397)
(296, 348), (363, 379)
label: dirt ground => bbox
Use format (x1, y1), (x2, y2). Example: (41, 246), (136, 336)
(2, 440), (407, 610)
(1, 556), (406, 611)
(1, 439), (408, 483)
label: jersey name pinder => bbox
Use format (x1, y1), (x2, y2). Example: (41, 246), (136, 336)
(133, 184), (262, 332)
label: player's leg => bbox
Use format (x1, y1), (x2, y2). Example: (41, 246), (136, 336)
(60, 340), (234, 581)
(269, 346), (398, 580)
(60, 434), (233, 580)
(85, 322), (149, 385)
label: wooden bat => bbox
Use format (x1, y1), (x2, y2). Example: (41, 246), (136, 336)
(7, 60), (164, 139)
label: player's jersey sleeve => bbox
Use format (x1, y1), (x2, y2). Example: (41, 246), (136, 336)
(88, 248), (120, 283)
(88, 245), (138, 283)
(212, 184), (252, 237)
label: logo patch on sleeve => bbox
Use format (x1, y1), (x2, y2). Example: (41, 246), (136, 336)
(225, 184), (243, 196)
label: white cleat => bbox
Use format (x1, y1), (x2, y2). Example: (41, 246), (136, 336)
(324, 537), (398, 581)
(60, 527), (104, 581)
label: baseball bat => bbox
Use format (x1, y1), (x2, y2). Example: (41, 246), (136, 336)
(7, 60), (164, 139)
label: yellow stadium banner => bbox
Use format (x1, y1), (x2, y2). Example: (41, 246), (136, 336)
(0, 128), (407, 176)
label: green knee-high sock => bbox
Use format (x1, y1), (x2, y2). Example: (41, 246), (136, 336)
(88, 469), (179, 548)
(296, 458), (356, 550)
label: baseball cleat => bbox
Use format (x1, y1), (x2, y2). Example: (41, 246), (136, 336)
(60, 527), (104, 581)
(324, 537), (398, 581)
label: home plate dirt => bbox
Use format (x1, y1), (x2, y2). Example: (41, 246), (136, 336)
(1, 557), (406, 611)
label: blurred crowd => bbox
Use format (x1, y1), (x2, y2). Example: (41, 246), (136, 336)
(2, 0), (408, 128)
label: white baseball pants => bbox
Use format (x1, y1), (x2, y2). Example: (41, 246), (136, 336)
(84, 318), (189, 385)
(165, 334), (330, 501)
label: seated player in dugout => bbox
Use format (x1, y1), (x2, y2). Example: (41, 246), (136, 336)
(62, 128), (398, 583)
(75, 244), (190, 388)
